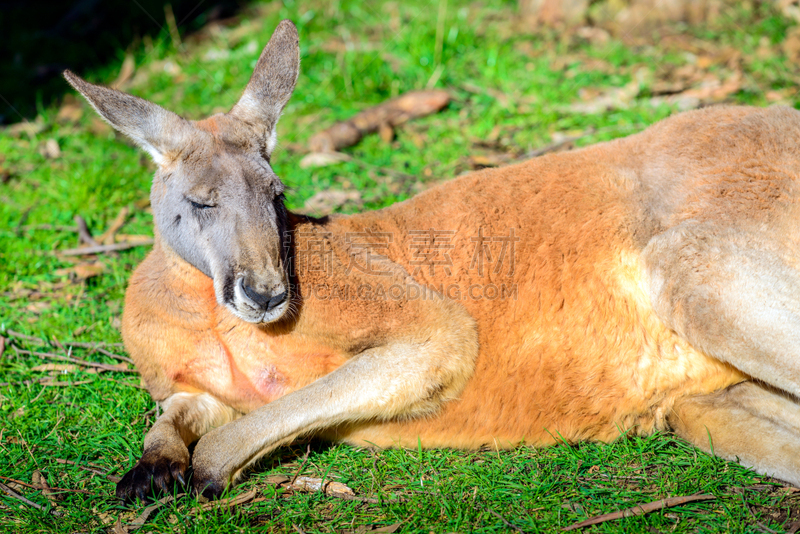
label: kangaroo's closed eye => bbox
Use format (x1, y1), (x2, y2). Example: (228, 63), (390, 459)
(187, 198), (216, 210)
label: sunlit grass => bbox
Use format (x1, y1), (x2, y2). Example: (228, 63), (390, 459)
(2, 0), (800, 531)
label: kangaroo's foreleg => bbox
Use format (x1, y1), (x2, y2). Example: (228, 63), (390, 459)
(190, 298), (478, 498)
(116, 392), (240, 502)
(670, 381), (800, 486)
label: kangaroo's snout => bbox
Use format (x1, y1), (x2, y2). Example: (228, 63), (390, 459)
(233, 273), (289, 323)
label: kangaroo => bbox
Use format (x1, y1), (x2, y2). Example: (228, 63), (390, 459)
(65, 20), (800, 501)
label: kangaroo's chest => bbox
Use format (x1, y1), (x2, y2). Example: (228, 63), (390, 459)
(170, 320), (349, 413)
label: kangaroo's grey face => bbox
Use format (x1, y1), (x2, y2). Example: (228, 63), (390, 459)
(152, 122), (291, 322)
(65, 20), (300, 324)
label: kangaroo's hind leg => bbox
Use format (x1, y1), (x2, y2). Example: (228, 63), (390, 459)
(644, 222), (800, 483)
(670, 381), (800, 486)
(644, 222), (800, 397)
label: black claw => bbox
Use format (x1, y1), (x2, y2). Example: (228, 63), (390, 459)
(135, 484), (147, 503)
(173, 467), (186, 487)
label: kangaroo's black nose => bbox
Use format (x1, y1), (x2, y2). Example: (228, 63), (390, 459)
(242, 282), (287, 311)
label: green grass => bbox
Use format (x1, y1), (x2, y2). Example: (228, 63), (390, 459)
(3, 0), (800, 531)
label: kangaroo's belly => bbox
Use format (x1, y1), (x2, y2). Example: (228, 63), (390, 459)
(333, 248), (747, 448)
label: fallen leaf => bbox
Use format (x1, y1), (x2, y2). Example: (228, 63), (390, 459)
(199, 489), (258, 510)
(521, 0), (589, 26)
(114, 234), (153, 244)
(89, 117), (112, 136)
(5, 117), (46, 137)
(378, 122), (394, 143)
(41, 139), (61, 159)
(25, 301), (51, 315)
(371, 524), (401, 533)
(303, 190), (361, 215)
(288, 476), (355, 498)
(678, 72), (742, 101)
(766, 89), (793, 105)
(650, 71), (743, 110)
(299, 152), (350, 169)
(468, 154), (509, 169)
(264, 475), (290, 485)
(54, 262), (106, 280)
(56, 96), (83, 124)
(32, 470), (59, 505)
(30, 364), (79, 373)
(74, 262), (107, 279)
(128, 494), (177, 530)
(97, 511), (116, 526)
(576, 26), (610, 45)
(203, 48), (231, 61)
(779, 0), (800, 23)
(112, 517), (128, 534)
(785, 27), (800, 62)
(565, 78), (642, 114)
(346, 523), (402, 534)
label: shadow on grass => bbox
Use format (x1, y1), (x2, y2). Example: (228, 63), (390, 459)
(0, 0), (251, 124)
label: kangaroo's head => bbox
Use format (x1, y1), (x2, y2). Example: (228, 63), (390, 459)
(65, 20), (300, 324)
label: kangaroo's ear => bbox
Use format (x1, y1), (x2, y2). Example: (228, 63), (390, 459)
(230, 20), (300, 156)
(63, 70), (196, 165)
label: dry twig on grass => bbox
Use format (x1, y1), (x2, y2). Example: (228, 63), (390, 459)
(290, 444), (312, 485)
(55, 458), (122, 483)
(0, 481), (62, 515)
(308, 90), (450, 152)
(19, 224), (80, 232)
(0, 475), (92, 495)
(6, 329), (124, 348)
(58, 239), (154, 256)
(126, 494), (179, 531)
(562, 493), (715, 531)
(73, 215), (99, 247)
(98, 206), (130, 245)
(14, 348), (133, 373)
(4, 330), (130, 362)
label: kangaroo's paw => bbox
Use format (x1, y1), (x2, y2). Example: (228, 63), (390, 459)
(190, 427), (233, 500)
(116, 448), (189, 502)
